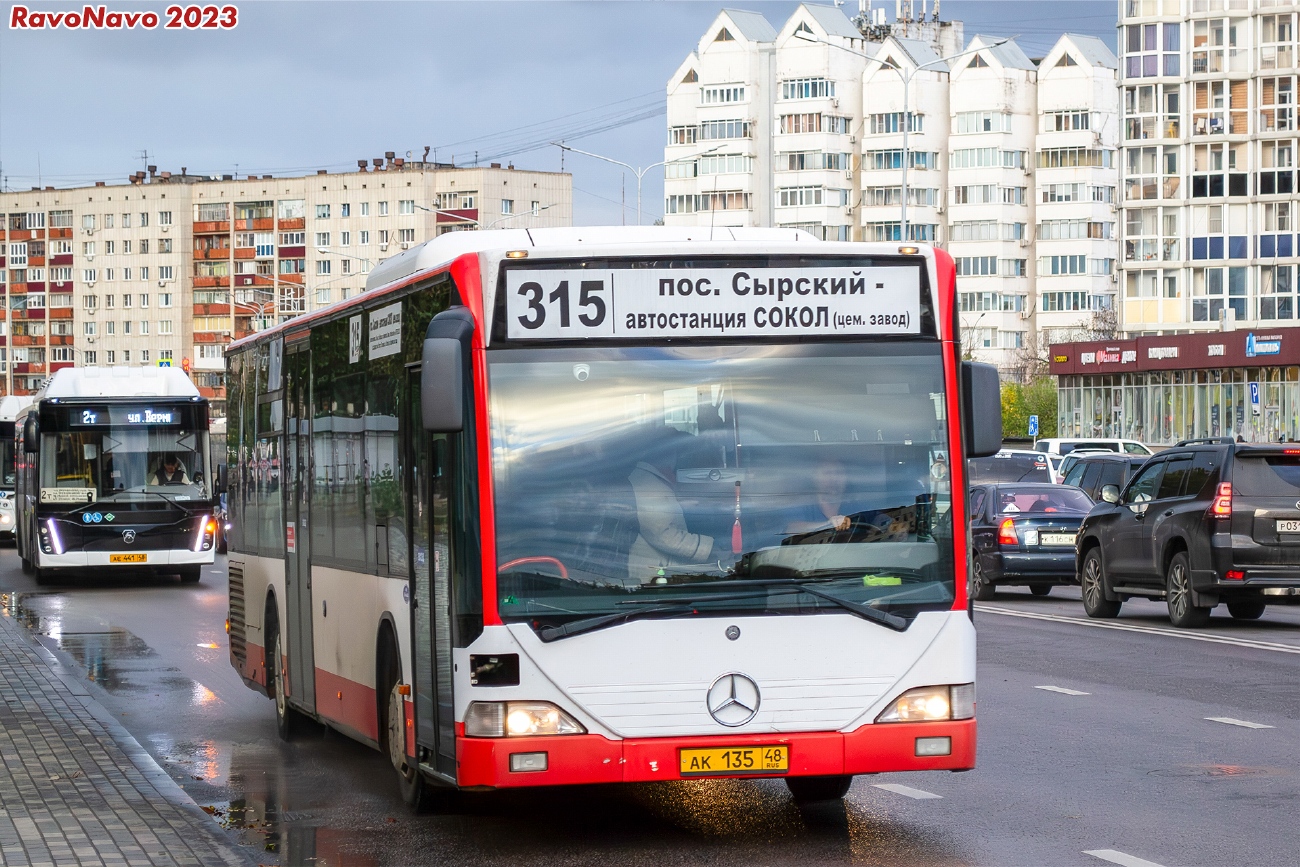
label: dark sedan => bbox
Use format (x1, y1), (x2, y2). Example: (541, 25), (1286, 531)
(969, 483), (1093, 600)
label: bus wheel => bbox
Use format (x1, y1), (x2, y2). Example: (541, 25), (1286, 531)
(179, 566), (202, 584)
(20, 552), (33, 574)
(786, 775), (853, 804)
(381, 645), (429, 811)
(271, 630), (301, 741)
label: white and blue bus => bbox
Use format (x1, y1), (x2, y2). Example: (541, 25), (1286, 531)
(0, 395), (34, 539)
(15, 367), (220, 584)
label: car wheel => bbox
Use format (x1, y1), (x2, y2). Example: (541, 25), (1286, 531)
(786, 774), (853, 804)
(1226, 599), (1266, 621)
(1166, 552), (1210, 628)
(1029, 585), (1052, 597)
(1080, 548), (1121, 618)
(972, 558), (996, 601)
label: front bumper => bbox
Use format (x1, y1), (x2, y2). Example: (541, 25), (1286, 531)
(455, 719), (976, 789)
(36, 548), (216, 569)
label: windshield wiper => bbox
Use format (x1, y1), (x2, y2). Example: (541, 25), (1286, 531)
(536, 581), (907, 642)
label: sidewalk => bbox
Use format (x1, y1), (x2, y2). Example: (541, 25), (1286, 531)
(0, 605), (251, 867)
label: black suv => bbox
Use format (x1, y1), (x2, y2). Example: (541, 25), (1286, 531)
(1076, 438), (1300, 627)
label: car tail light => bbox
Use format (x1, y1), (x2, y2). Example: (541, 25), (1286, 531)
(1210, 483), (1232, 517)
(1225, 570), (1245, 581)
(998, 518), (1018, 546)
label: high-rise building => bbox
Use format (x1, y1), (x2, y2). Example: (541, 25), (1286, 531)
(1115, 0), (1298, 334)
(664, 4), (1119, 377)
(0, 160), (570, 412)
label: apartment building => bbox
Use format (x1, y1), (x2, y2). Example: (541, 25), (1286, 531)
(664, 4), (1119, 376)
(1112, 0), (1298, 334)
(0, 160), (571, 412)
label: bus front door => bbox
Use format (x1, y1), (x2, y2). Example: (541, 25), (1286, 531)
(285, 342), (316, 715)
(407, 368), (456, 780)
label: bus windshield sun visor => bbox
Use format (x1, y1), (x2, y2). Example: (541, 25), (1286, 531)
(422, 307), (475, 433)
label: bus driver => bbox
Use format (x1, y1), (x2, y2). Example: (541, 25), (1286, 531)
(152, 452), (192, 485)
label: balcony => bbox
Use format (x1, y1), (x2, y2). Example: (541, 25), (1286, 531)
(193, 303), (231, 316)
(49, 308), (73, 319)
(50, 254), (73, 266)
(193, 331), (227, 343)
(49, 228), (72, 240)
(193, 221), (231, 234)
(193, 276), (231, 288)
(234, 248), (256, 259)
(195, 248), (230, 260)
(279, 217), (305, 230)
(50, 335), (73, 345)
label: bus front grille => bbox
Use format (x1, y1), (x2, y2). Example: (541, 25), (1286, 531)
(228, 561), (246, 667)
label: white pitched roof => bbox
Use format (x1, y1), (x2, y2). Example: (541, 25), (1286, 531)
(718, 8), (777, 43)
(798, 3), (862, 39)
(966, 35), (1036, 71)
(1057, 33), (1118, 69)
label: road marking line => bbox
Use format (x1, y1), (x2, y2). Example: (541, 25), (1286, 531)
(1206, 717), (1274, 729)
(1035, 685), (1090, 695)
(977, 605), (1300, 655)
(872, 783), (942, 800)
(1084, 849), (1167, 867)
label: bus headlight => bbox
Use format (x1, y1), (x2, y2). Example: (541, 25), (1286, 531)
(193, 515), (217, 552)
(464, 701), (586, 738)
(43, 519), (65, 555)
(875, 684), (975, 723)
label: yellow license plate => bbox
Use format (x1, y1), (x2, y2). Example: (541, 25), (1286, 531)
(109, 553), (147, 563)
(680, 745), (788, 776)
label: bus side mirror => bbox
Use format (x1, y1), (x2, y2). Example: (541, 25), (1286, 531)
(216, 463), (228, 494)
(962, 361), (1003, 459)
(421, 307), (476, 433)
(22, 416), (38, 452)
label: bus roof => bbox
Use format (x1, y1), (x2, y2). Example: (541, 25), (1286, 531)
(34, 366), (202, 401)
(0, 395), (34, 422)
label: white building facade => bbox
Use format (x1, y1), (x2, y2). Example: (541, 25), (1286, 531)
(665, 4), (1120, 377)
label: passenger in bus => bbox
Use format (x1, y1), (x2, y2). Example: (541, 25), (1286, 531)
(151, 452), (192, 485)
(627, 430), (717, 581)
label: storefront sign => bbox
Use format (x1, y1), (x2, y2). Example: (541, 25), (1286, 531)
(1246, 333), (1282, 357)
(1148, 346), (1179, 360)
(1208, 344), (1225, 357)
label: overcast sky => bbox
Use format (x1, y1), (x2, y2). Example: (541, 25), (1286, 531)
(0, 1), (1114, 225)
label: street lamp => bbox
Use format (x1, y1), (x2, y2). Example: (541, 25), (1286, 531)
(794, 32), (1011, 240)
(550, 142), (725, 226)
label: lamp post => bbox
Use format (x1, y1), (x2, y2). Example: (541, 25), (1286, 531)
(794, 33), (1011, 241)
(550, 142), (725, 226)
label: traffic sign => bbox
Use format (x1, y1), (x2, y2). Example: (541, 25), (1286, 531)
(157, 359), (171, 367)
(1028, 414), (1040, 437)
(1249, 381), (1261, 416)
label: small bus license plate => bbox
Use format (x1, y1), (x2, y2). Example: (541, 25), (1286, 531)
(1278, 520), (1300, 534)
(109, 554), (147, 563)
(680, 745), (788, 776)
(1041, 533), (1077, 546)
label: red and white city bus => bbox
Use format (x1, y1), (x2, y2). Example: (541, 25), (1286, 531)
(225, 227), (1001, 807)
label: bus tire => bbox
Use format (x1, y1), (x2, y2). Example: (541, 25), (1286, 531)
(20, 552), (33, 574)
(179, 566), (202, 584)
(269, 623), (306, 741)
(379, 635), (430, 812)
(786, 774), (853, 804)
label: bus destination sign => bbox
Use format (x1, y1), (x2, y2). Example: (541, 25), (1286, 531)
(70, 407), (180, 427)
(504, 267), (923, 340)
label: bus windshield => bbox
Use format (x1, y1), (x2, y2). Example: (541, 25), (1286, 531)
(40, 427), (210, 505)
(488, 342), (955, 632)
(1, 436), (15, 488)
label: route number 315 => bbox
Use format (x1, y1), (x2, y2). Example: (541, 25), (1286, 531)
(515, 279), (607, 330)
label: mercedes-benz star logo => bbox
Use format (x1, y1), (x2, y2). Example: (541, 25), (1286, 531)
(706, 672), (760, 727)
(122, 529), (136, 544)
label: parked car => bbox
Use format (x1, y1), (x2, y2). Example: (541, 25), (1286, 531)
(1076, 438), (1300, 628)
(969, 483), (1094, 600)
(968, 449), (1059, 484)
(1034, 437), (1153, 457)
(1052, 447), (1115, 484)
(1059, 452), (1150, 502)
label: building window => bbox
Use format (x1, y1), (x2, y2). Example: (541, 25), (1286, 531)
(82, 214), (96, 231)
(139, 212), (149, 228)
(668, 125), (698, 145)
(1260, 264), (1295, 320)
(340, 231), (350, 246)
(106, 351), (115, 364)
(159, 238), (172, 253)
(777, 151), (847, 171)
(51, 293), (72, 307)
(160, 349), (173, 361)
(315, 232), (330, 247)
(160, 320), (173, 335)
(951, 185), (1027, 205)
(702, 118), (752, 139)
(84, 295), (98, 310)
(360, 230), (370, 245)
(863, 222), (936, 242)
(781, 78), (834, 100)
(340, 203), (351, 218)
(950, 221), (1026, 242)
(121, 213), (131, 228)
(83, 269), (97, 283)
(379, 201), (389, 216)
(1036, 148), (1111, 169)
(501, 199), (513, 215)
(159, 265), (174, 281)
(316, 204), (331, 219)
(160, 293), (172, 307)
(52, 347), (73, 362)
(142, 350), (149, 363)
(863, 186), (939, 207)
(316, 260), (331, 275)
(159, 210), (172, 226)
(316, 288), (331, 305)
(399, 200), (415, 215)
(359, 202), (370, 216)
(702, 85), (746, 104)
(84, 322), (97, 336)
(84, 351), (97, 365)
(25, 294), (45, 309)
(140, 267), (148, 281)
(868, 112), (922, 135)
(955, 111), (1013, 134)
(280, 231), (305, 245)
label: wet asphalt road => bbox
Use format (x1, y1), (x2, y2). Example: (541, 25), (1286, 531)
(2, 547), (1299, 867)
